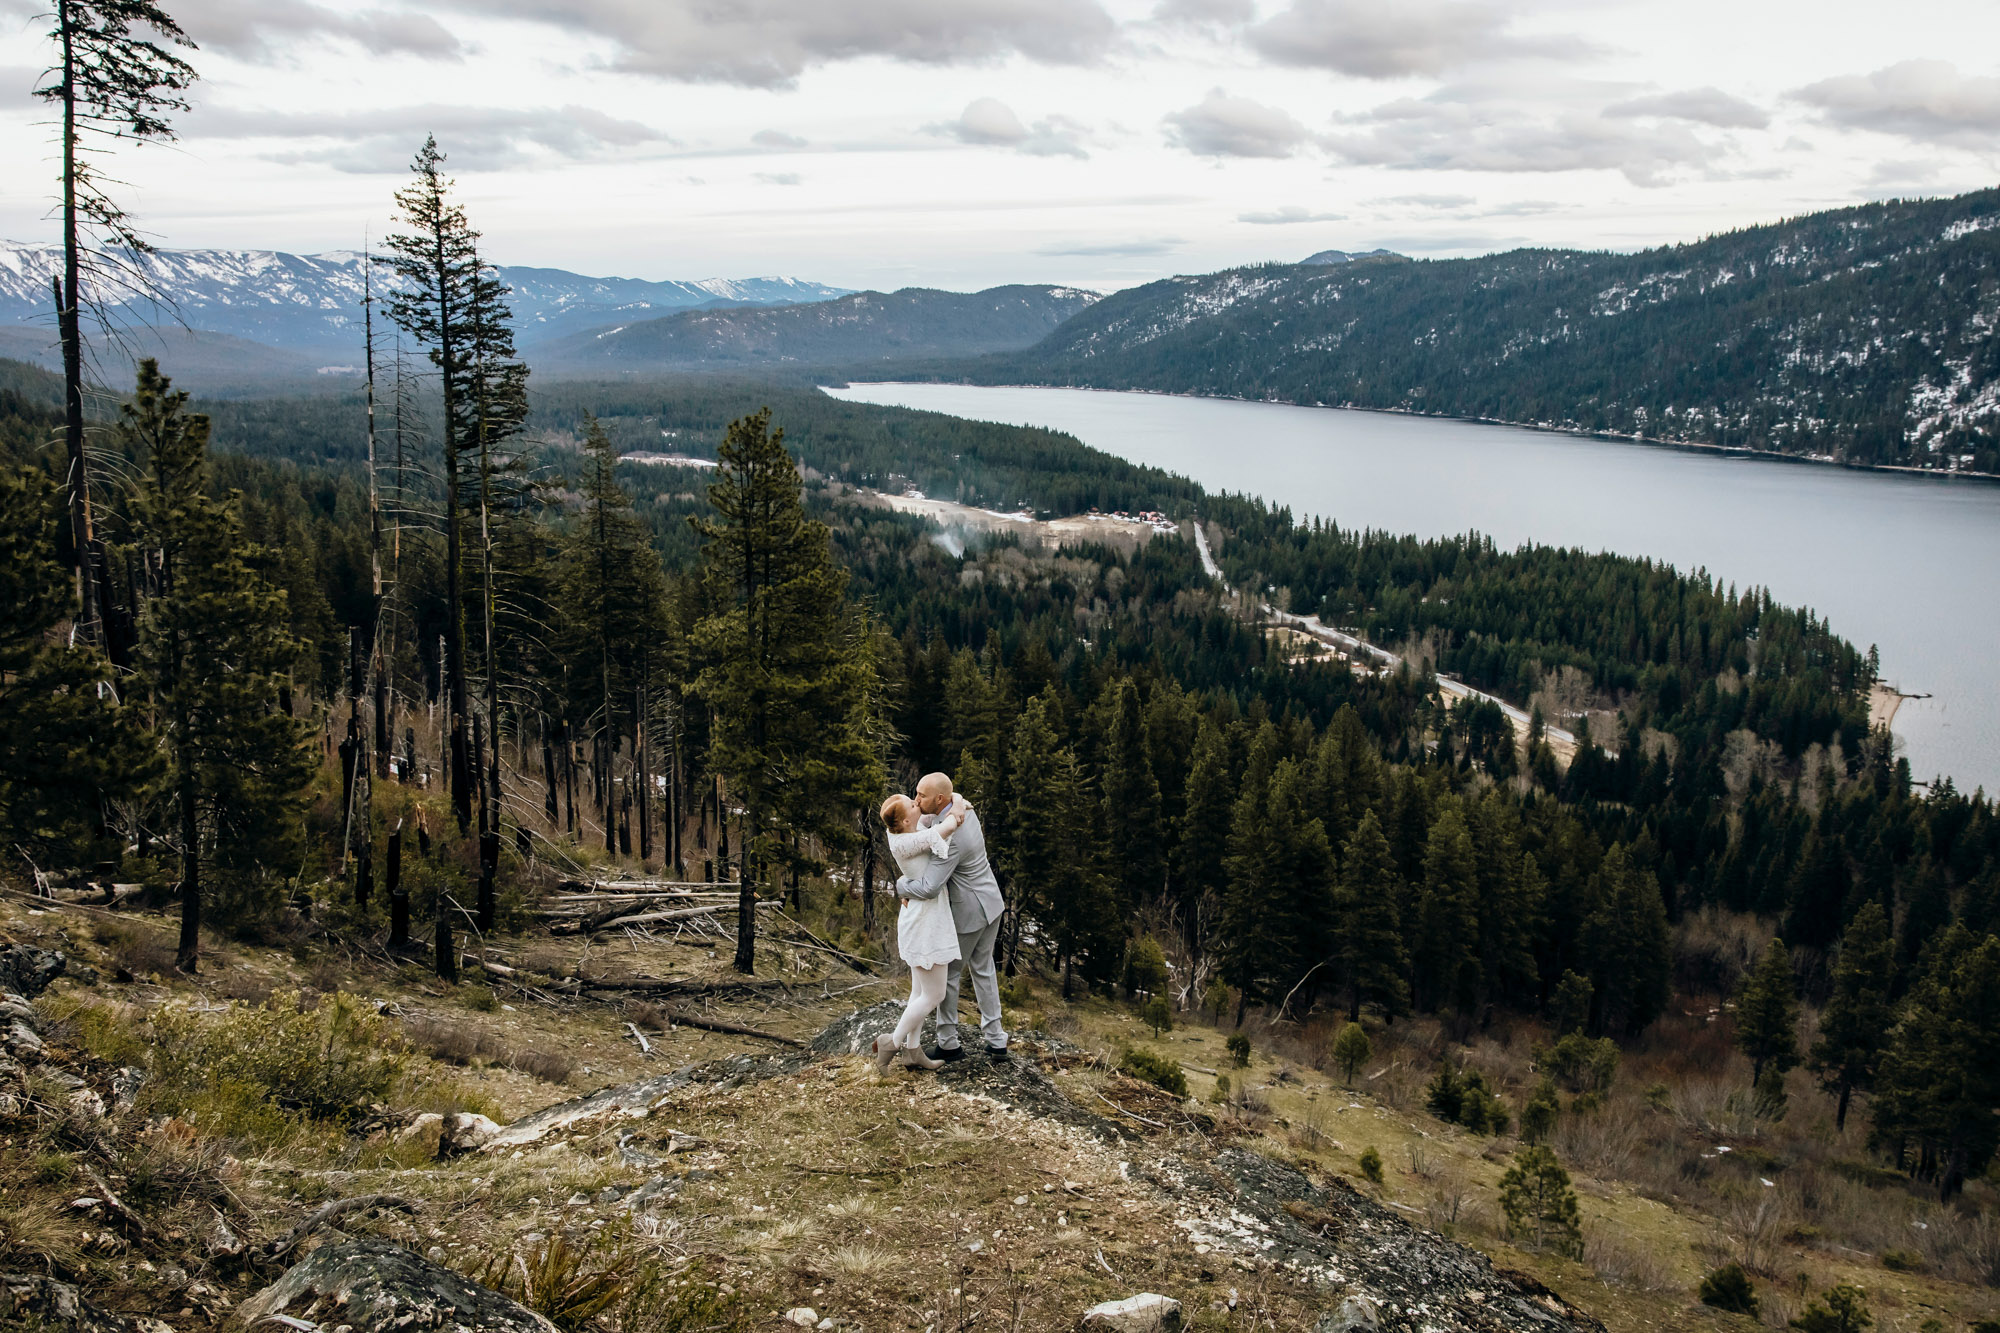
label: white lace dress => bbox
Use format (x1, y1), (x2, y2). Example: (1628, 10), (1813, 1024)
(888, 814), (964, 970)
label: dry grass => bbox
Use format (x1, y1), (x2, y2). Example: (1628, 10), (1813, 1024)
(402, 1012), (575, 1084)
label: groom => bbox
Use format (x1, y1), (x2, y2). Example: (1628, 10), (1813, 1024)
(895, 771), (1008, 1061)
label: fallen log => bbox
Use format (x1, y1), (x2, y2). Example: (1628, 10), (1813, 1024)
(573, 974), (793, 997)
(568, 900), (779, 936)
(651, 1008), (802, 1047)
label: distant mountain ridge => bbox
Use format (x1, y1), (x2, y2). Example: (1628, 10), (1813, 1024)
(0, 243), (848, 357)
(536, 284), (1101, 375)
(971, 188), (2000, 473)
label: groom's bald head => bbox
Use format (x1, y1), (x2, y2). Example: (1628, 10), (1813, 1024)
(915, 772), (953, 815)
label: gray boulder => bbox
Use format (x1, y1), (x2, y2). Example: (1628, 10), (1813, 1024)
(0, 1271), (172, 1333)
(1080, 1293), (1183, 1331)
(0, 944), (66, 998)
(227, 1238), (557, 1333)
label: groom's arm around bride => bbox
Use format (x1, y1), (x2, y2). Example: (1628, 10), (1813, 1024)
(894, 777), (1008, 1055)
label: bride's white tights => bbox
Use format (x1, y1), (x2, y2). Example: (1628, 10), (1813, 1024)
(891, 963), (949, 1049)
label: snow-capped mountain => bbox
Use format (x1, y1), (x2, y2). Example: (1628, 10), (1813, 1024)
(0, 244), (848, 355)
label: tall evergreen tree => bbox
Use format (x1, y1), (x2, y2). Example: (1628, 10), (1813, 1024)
(1101, 678), (1164, 908)
(1734, 938), (1801, 1086)
(1006, 693), (1117, 997)
(34, 0), (196, 647)
(380, 136), (481, 835)
(1334, 808), (1408, 1021)
(1810, 897), (1894, 1131)
(1219, 757), (1334, 1020)
(560, 414), (669, 856)
(125, 362), (314, 972)
(1871, 926), (2000, 1199)
(1582, 845), (1672, 1035)
(0, 463), (150, 861)
(1176, 718), (1232, 912)
(1414, 803), (1481, 1013)
(692, 408), (880, 973)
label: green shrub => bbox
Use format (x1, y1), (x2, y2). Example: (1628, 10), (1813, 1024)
(1140, 995), (1173, 1037)
(1119, 1047), (1188, 1098)
(1538, 1032), (1619, 1094)
(1332, 1022), (1371, 1085)
(1455, 1071), (1509, 1136)
(1425, 1064), (1464, 1122)
(1202, 979), (1231, 1023)
(1357, 1146), (1384, 1187)
(460, 984), (499, 1013)
(1210, 1073), (1230, 1104)
(148, 988), (406, 1122)
(1698, 1263), (1759, 1316)
(1789, 1284), (1871, 1333)
(1226, 1033), (1251, 1067)
(1878, 1247), (1925, 1272)
(1123, 937), (1169, 997)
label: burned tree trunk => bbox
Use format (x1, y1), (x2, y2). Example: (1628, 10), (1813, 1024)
(386, 824), (408, 947)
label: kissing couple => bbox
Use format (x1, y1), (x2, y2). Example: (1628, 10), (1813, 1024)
(870, 771), (1008, 1073)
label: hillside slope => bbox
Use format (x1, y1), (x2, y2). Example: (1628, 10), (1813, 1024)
(973, 188), (2000, 472)
(535, 284), (1100, 374)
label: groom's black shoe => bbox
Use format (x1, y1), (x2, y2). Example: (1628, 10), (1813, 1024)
(926, 1045), (966, 1064)
(984, 1044), (1011, 1063)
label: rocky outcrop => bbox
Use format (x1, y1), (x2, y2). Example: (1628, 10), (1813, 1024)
(227, 1238), (556, 1333)
(0, 943), (66, 998)
(0, 1272), (172, 1333)
(496, 1002), (1604, 1332)
(1142, 1149), (1602, 1332)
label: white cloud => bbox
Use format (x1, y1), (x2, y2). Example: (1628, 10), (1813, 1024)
(1327, 89), (1718, 187)
(1037, 238), (1184, 256)
(930, 98), (1090, 158)
(752, 129), (808, 149)
(175, 0), (464, 60)
(1793, 60), (2000, 147)
(1246, 0), (1583, 79)
(192, 103), (671, 172)
(755, 171), (802, 185)
(440, 0), (1118, 88)
(1606, 87), (1769, 130)
(1164, 89), (1311, 159)
(1239, 205), (1346, 224)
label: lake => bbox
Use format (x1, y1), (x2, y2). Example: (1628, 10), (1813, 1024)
(825, 383), (2000, 795)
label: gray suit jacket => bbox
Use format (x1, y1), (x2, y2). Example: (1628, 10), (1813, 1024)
(897, 806), (1005, 933)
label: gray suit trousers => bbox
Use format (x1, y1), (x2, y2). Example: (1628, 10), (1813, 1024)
(936, 914), (1006, 1051)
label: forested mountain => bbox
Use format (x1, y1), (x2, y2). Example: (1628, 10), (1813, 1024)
(534, 284), (1100, 376)
(959, 188), (2000, 473)
(0, 242), (846, 356)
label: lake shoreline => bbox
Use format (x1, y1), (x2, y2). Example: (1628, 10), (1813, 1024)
(845, 380), (2000, 488)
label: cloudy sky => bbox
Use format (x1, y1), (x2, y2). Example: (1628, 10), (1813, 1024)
(1, 0), (1997, 291)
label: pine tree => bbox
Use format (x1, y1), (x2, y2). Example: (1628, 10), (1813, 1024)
(125, 362), (314, 972)
(1333, 808), (1407, 1021)
(1498, 1145), (1584, 1259)
(1734, 938), (1800, 1086)
(1871, 927), (2000, 1199)
(1332, 1021), (1371, 1085)
(560, 414), (669, 856)
(692, 408), (881, 973)
(1810, 898), (1894, 1131)
(1176, 718), (1232, 924)
(380, 136), (482, 836)
(1582, 845), (1672, 1035)
(1219, 757), (1334, 1020)
(34, 0), (196, 648)
(1101, 678), (1164, 908)
(0, 463), (151, 861)
(1414, 803), (1480, 1013)
(1007, 694), (1117, 997)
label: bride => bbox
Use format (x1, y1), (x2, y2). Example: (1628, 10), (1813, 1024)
(870, 791), (969, 1072)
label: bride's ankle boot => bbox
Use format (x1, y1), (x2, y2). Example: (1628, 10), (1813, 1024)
(898, 1043), (944, 1070)
(869, 1035), (898, 1075)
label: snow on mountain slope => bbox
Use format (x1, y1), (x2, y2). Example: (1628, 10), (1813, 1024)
(0, 244), (848, 354)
